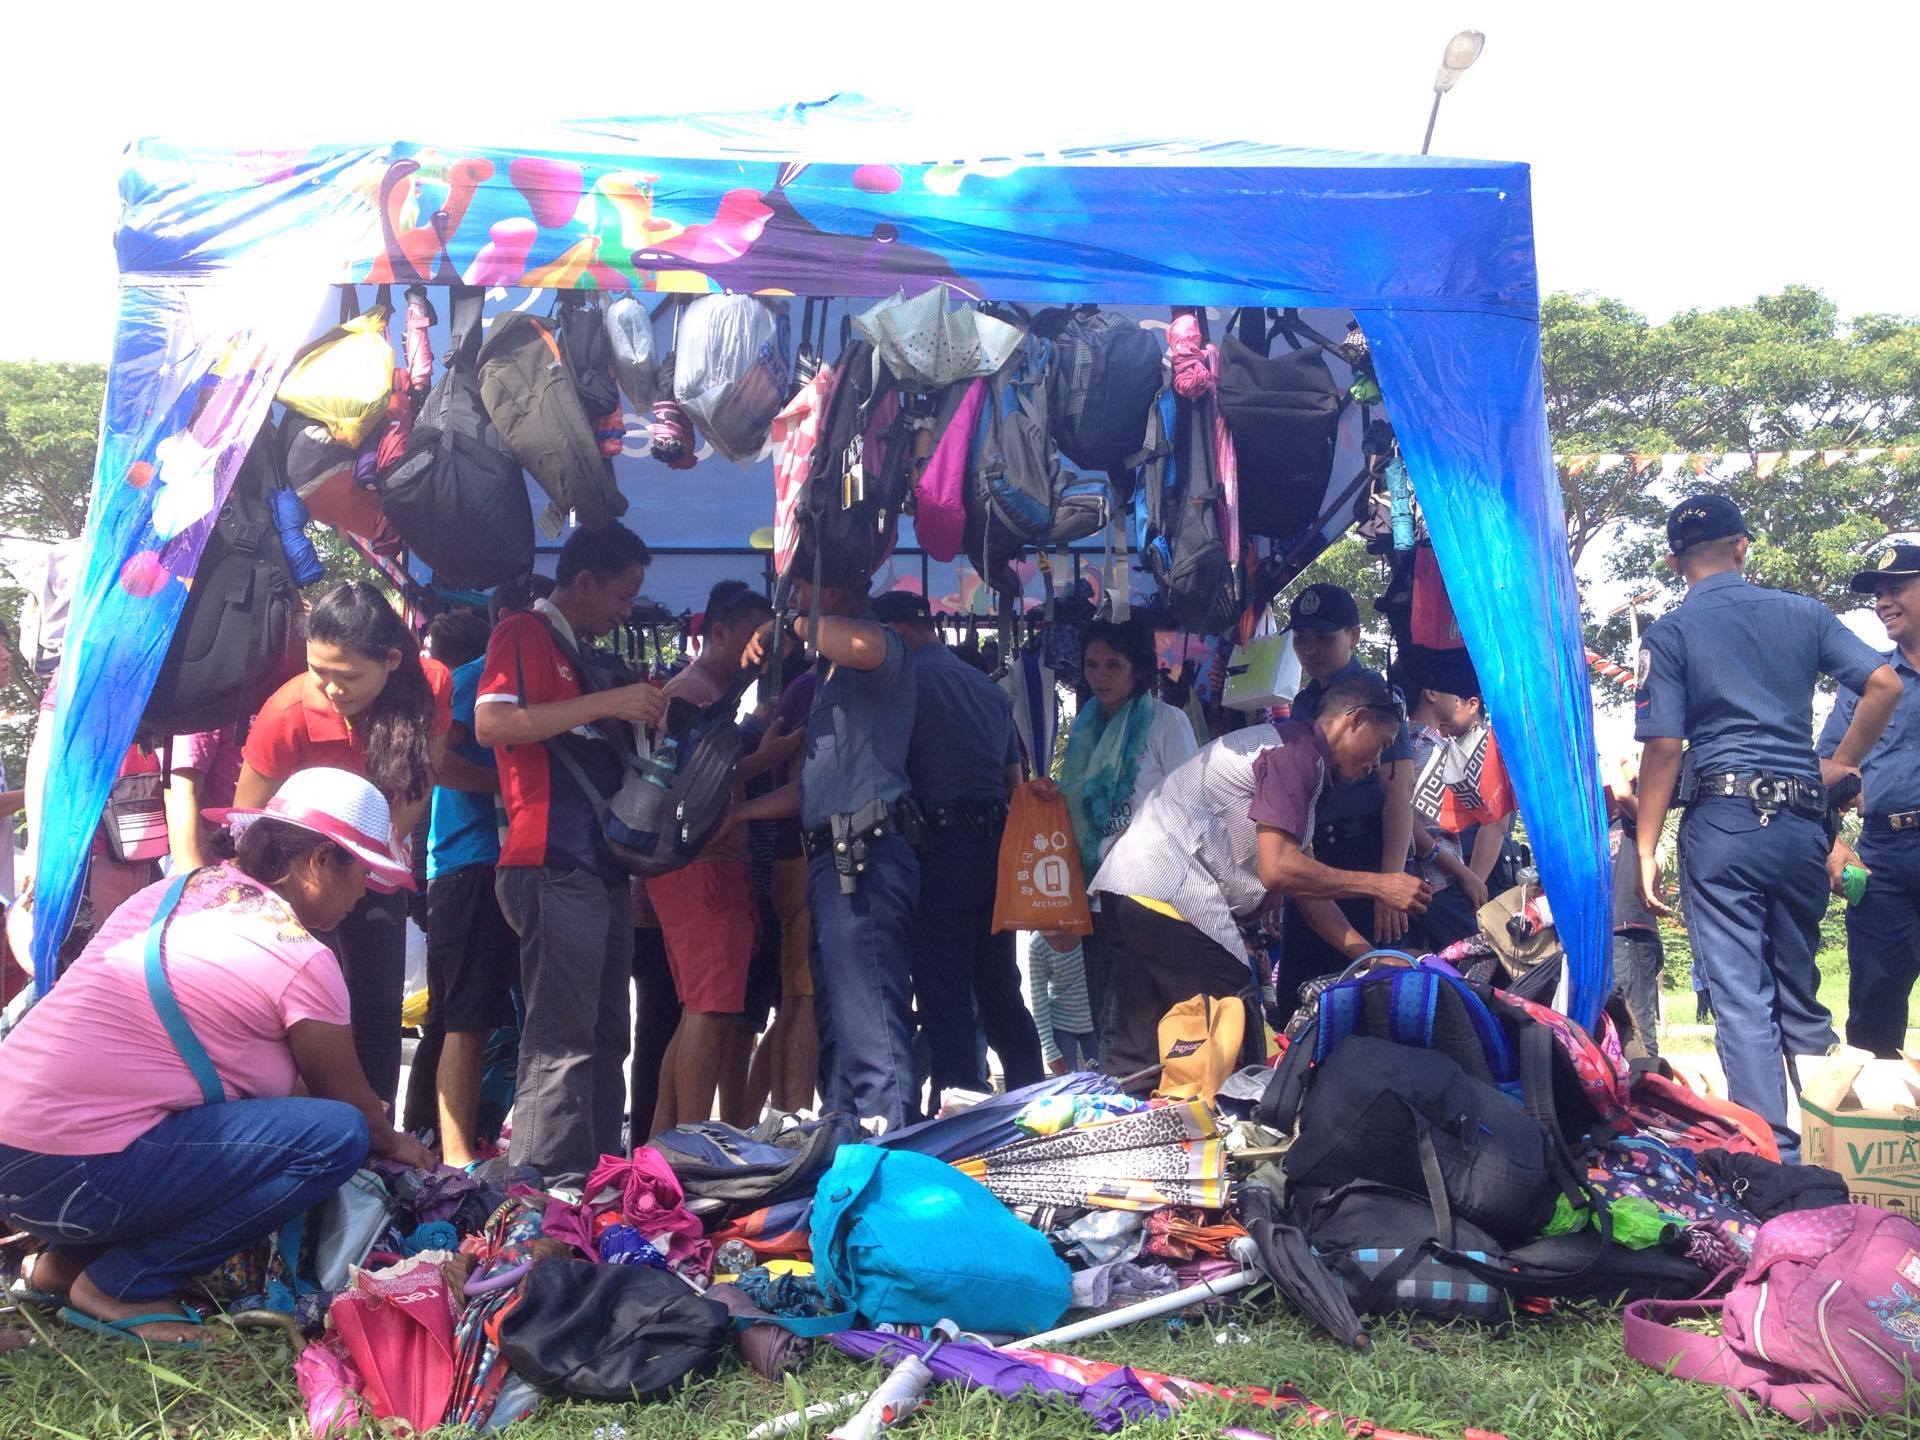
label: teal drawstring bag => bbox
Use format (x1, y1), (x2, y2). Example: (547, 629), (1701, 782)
(809, 1146), (1070, 1336)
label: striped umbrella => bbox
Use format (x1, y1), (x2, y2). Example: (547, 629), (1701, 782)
(953, 1099), (1228, 1212)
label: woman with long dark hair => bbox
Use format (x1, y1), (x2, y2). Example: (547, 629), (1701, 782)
(234, 582), (451, 1106)
(1032, 616), (1197, 1055)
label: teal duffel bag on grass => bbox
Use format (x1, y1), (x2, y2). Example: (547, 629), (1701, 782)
(810, 1145), (1071, 1336)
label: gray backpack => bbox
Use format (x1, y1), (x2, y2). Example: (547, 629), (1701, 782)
(478, 310), (627, 530)
(965, 337), (1109, 596)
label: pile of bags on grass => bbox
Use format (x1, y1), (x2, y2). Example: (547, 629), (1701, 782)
(184, 949), (1916, 1437)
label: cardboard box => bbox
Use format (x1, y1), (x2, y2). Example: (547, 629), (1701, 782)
(1799, 1047), (1920, 1216)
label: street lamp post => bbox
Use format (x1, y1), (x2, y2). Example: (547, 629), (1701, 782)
(1421, 29), (1487, 155)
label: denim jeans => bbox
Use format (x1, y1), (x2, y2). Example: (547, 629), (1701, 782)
(0, 1098), (368, 1300)
(1053, 1028), (1099, 1071)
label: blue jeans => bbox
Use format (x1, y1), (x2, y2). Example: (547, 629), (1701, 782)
(0, 1098), (368, 1300)
(808, 835), (920, 1132)
(1053, 1028), (1098, 1071)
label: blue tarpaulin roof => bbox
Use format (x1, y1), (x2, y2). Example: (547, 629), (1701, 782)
(37, 96), (1611, 1025)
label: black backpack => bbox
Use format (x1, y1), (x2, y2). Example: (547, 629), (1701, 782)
(1283, 1035), (1559, 1248)
(1298, 1179), (1516, 1329)
(554, 292), (623, 420)
(1139, 385), (1236, 634)
(1031, 306), (1164, 482)
(140, 429), (302, 740)
(1217, 322), (1342, 544)
(378, 285), (535, 588)
(496, 1260), (728, 1402)
(651, 1113), (855, 1222)
(534, 620), (749, 879)
(786, 337), (913, 592)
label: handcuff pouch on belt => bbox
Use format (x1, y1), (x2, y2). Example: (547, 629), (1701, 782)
(1690, 771), (1826, 828)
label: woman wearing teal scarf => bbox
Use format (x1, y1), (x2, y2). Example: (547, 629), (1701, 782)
(1038, 619), (1198, 1056)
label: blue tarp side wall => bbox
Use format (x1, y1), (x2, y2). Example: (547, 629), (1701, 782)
(34, 101), (1613, 1026)
(1363, 309), (1610, 1025)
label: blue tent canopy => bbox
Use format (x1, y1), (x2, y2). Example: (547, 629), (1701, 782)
(37, 96), (1611, 1025)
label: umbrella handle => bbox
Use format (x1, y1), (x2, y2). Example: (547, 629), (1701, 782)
(465, 1260), (531, 1297)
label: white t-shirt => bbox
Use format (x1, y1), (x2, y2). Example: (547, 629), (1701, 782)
(1094, 699), (1200, 862)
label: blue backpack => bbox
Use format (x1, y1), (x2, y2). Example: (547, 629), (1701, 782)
(810, 1146), (1070, 1336)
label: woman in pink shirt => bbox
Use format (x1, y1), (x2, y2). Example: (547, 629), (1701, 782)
(0, 769), (432, 1347)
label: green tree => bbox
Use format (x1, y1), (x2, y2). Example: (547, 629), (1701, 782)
(1544, 288), (1920, 656)
(0, 363), (105, 778)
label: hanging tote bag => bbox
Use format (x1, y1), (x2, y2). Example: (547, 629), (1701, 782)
(991, 782), (1093, 936)
(277, 289), (398, 448)
(1222, 613), (1302, 712)
(674, 295), (791, 463)
(913, 377), (986, 563)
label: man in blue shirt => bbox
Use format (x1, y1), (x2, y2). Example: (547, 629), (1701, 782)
(1275, 584), (1416, 1021)
(1819, 542), (1920, 1058)
(1634, 497), (1900, 1157)
(418, 609), (518, 1169)
(874, 591), (1041, 1101)
(735, 581), (922, 1133)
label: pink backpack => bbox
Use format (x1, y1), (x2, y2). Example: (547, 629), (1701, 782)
(1625, 1205), (1920, 1429)
(913, 376), (985, 563)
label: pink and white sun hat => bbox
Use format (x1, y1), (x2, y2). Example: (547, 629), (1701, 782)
(206, 766), (415, 891)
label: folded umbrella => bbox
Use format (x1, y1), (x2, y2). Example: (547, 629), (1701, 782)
(953, 1099), (1228, 1211)
(1239, 1182), (1369, 1351)
(876, 1071), (1114, 1162)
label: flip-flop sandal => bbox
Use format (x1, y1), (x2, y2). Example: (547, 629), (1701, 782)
(57, 1304), (204, 1350)
(5, 1276), (61, 1310)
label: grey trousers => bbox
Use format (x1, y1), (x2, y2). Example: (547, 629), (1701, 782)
(497, 866), (633, 1189)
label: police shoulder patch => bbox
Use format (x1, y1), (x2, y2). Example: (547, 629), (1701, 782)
(1634, 646), (1653, 690)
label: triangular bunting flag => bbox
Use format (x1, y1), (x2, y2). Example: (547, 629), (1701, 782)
(1689, 454), (1712, 475)
(1754, 452), (1784, 480)
(1892, 446), (1916, 462)
(1660, 454), (1686, 480)
(1854, 448), (1885, 464)
(1595, 454), (1626, 474)
(1564, 454), (1594, 476)
(1631, 454), (1659, 476)
(1787, 449), (1816, 466)
(1822, 449), (1848, 467)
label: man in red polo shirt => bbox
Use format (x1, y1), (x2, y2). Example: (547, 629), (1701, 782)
(474, 524), (664, 1192)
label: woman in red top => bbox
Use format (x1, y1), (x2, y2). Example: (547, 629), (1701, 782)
(235, 582), (450, 1107)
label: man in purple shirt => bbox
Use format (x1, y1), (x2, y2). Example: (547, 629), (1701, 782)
(1091, 673), (1431, 1079)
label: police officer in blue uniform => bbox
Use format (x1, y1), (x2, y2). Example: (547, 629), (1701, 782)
(1276, 583), (1415, 1020)
(1819, 543), (1920, 1058)
(735, 581), (925, 1133)
(1634, 498), (1901, 1158)
(873, 591), (1043, 1099)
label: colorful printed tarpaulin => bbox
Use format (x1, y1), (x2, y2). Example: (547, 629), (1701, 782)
(39, 96), (1611, 1028)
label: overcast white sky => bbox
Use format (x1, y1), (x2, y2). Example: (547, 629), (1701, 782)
(3, 0), (1915, 363)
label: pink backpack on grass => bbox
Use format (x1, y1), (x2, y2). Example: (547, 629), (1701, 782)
(1624, 1204), (1920, 1430)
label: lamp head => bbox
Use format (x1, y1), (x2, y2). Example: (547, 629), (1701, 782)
(1432, 29), (1486, 93)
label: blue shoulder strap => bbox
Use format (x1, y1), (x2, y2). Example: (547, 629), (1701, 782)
(142, 873), (225, 1107)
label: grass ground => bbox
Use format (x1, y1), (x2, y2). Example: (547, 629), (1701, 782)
(3, 922), (1915, 1439)
(5, 1292), (1918, 1440)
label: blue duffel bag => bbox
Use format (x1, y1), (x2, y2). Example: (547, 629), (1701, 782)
(810, 1146), (1070, 1336)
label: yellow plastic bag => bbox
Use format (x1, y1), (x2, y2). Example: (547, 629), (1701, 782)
(277, 298), (395, 447)
(991, 781), (1093, 935)
(1153, 993), (1246, 1104)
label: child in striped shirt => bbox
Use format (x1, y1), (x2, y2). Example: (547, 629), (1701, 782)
(1027, 931), (1097, 1073)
